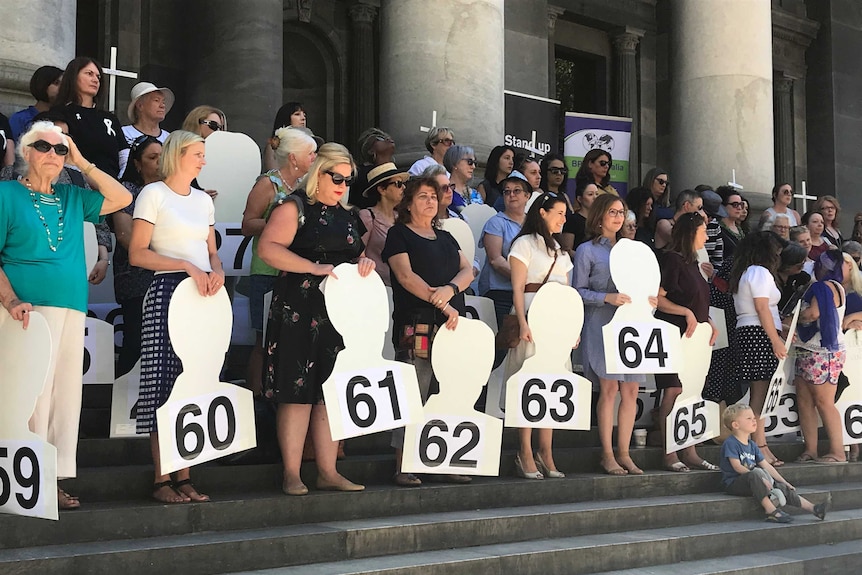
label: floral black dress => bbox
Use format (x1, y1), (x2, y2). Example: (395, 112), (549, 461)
(263, 190), (366, 404)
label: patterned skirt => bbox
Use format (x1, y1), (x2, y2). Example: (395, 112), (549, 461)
(136, 273), (187, 434)
(733, 325), (780, 383)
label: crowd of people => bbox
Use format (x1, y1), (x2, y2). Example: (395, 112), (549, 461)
(1, 56), (860, 515)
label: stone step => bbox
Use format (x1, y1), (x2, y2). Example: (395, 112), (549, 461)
(595, 539), (862, 574)
(221, 509), (862, 575)
(0, 481), (850, 575)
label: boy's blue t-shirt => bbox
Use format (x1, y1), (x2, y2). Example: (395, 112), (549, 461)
(720, 435), (764, 486)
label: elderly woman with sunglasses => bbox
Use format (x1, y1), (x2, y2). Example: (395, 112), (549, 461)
(759, 183), (800, 230)
(0, 121), (131, 508)
(359, 162), (409, 286)
(443, 144), (482, 210)
(409, 126), (455, 177)
(259, 143), (373, 496)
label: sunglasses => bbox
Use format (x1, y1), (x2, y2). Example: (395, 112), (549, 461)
(324, 170), (355, 186)
(597, 160), (611, 167)
(387, 180), (406, 189)
(199, 118), (223, 131)
(463, 158), (477, 166)
(131, 134), (160, 153)
(725, 201), (745, 209)
(502, 188), (524, 196)
(547, 167), (567, 175)
(432, 138), (455, 146)
(655, 178), (668, 186)
(439, 183), (456, 193)
(28, 140), (69, 156)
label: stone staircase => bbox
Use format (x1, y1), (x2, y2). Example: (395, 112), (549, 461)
(1, 431), (861, 575)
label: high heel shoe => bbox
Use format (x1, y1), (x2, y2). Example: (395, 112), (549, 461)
(534, 452), (565, 478)
(515, 454), (543, 479)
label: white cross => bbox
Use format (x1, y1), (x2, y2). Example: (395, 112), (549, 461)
(523, 130), (543, 156)
(794, 180), (817, 213)
(102, 46), (138, 113)
(727, 169), (744, 191)
(419, 110), (438, 133)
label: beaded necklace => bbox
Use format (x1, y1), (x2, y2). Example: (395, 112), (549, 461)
(21, 178), (64, 252)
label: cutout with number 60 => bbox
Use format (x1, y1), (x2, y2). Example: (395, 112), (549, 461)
(175, 397), (237, 460)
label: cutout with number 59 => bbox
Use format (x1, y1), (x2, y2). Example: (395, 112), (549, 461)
(504, 283), (591, 430)
(322, 264), (424, 440)
(0, 310), (59, 520)
(157, 280), (256, 474)
(403, 318), (502, 476)
(836, 329), (862, 444)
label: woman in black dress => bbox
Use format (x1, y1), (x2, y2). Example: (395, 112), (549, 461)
(259, 143), (376, 496)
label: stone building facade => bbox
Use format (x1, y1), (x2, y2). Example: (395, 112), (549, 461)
(0, 0), (859, 224)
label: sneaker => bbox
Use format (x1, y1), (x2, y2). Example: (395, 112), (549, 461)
(766, 509), (793, 523)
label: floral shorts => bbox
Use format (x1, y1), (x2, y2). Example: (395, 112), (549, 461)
(795, 349), (846, 385)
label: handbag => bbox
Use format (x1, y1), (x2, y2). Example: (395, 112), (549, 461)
(398, 309), (438, 360)
(495, 253), (558, 350)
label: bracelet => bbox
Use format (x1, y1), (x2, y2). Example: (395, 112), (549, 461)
(443, 303), (451, 312)
(447, 282), (459, 296)
(82, 163), (96, 176)
(98, 259), (111, 266)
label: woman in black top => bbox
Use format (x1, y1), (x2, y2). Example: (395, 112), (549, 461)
(54, 57), (129, 178)
(655, 213), (719, 472)
(383, 177), (473, 486)
(476, 145), (515, 208)
(560, 182), (598, 256)
(259, 143), (375, 497)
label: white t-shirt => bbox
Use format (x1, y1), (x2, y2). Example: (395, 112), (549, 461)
(734, 265), (781, 330)
(509, 235), (574, 298)
(408, 155), (448, 177)
(133, 181), (215, 273)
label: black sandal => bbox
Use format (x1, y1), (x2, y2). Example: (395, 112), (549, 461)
(172, 479), (210, 502)
(766, 508), (793, 523)
(152, 480), (187, 504)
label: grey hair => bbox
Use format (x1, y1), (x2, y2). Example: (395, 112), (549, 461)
(421, 164), (448, 178)
(424, 126), (455, 153)
(273, 126), (317, 168)
(442, 145), (474, 173)
(625, 209), (637, 225)
(17, 121), (68, 170)
(764, 213), (791, 232)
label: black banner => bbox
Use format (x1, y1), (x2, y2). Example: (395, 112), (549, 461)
(504, 90), (560, 158)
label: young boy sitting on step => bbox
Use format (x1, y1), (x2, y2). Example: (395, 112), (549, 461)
(720, 403), (830, 523)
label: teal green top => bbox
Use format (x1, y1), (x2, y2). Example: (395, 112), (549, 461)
(0, 180), (105, 313)
(250, 169), (291, 277)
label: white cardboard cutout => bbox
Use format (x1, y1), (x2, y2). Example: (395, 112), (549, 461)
(835, 329), (862, 444)
(402, 318), (503, 476)
(0, 310), (59, 520)
(383, 287), (396, 361)
(440, 217), (475, 269)
(761, 302), (801, 421)
(709, 306), (729, 350)
(462, 203), (496, 268)
(196, 130), (262, 223)
(504, 283), (591, 430)
(214, 222), (252, 276)
(736, 360), (803, 438)
(84, 222), (98, 277)
(525, 191), (543, 213)
(696, 247), (710, 282)
(110, 359), (141, 438)
(463, 295), (499, 333)
(321, 264), (424, 440)
(602, 238), (681, 373)
(614, 387), (661, 427)
(82, 317), (114, 384)
(156, 279), (256, 474)
(262, 290), (273, 346)
(665, 322), (720, 453)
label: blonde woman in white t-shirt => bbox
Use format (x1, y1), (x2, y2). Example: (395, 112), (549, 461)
(129, 130), (224, 504)
(729, 231), (788, 468)
(505, 192), (574, 479)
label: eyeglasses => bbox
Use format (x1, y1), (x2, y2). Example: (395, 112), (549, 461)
(324, 170), (355, 186)
(726, 201), (745, 209)
(655, 178), (668, 186)
(28, 140), (69, 156)
(547, 167), (567, 175)
(502, 188), (524, 196)
(439, 183), (456, 193)
(463, 158), (477, 166)
(199, 118), (223, 131)
(432, 138), (455, 146)
(386, 180), (406, 189)
(607, 209), (626, 218)
(598, 160), (611, 168)
(131, 134), (160, 153)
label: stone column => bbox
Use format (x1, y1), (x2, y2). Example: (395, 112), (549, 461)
(612, 28), (644, 188)
(773, 74), (795, 187)
(185, 0), (283, 151)
(547, 5), (565, 97)
(380, 0), (504, 168)
(670, 0), (774, 207)
(349, 1), (378, 146)
(0, 0), (76, 111)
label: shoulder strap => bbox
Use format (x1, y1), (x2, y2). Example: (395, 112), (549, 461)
(541, 252), (558, 285)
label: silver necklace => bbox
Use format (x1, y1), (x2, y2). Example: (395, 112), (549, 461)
(22, 178), (64, 252)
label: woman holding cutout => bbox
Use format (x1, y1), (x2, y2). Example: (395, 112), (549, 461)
(573, 194), (650, 475)
(505, 192), (573, 479)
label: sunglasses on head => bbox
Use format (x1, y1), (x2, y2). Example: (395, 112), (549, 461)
(199, 118), (223, 131)
(324, 170), (355, 186)
(547, 167), (567, 175)
(28, 140), (69, 156)
(131, 134), (160, 153)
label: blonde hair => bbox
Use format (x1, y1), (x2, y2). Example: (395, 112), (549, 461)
(181, 105), (227, 135)
(723, 403), (752, 431)
(17, 121), (68, 170)
(813, 194), (841, 222)
(304, 143), (356, 205)
(159, 130), (205, 179)
(842, 252), (862, 295)
(273, 126), (317, 168)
